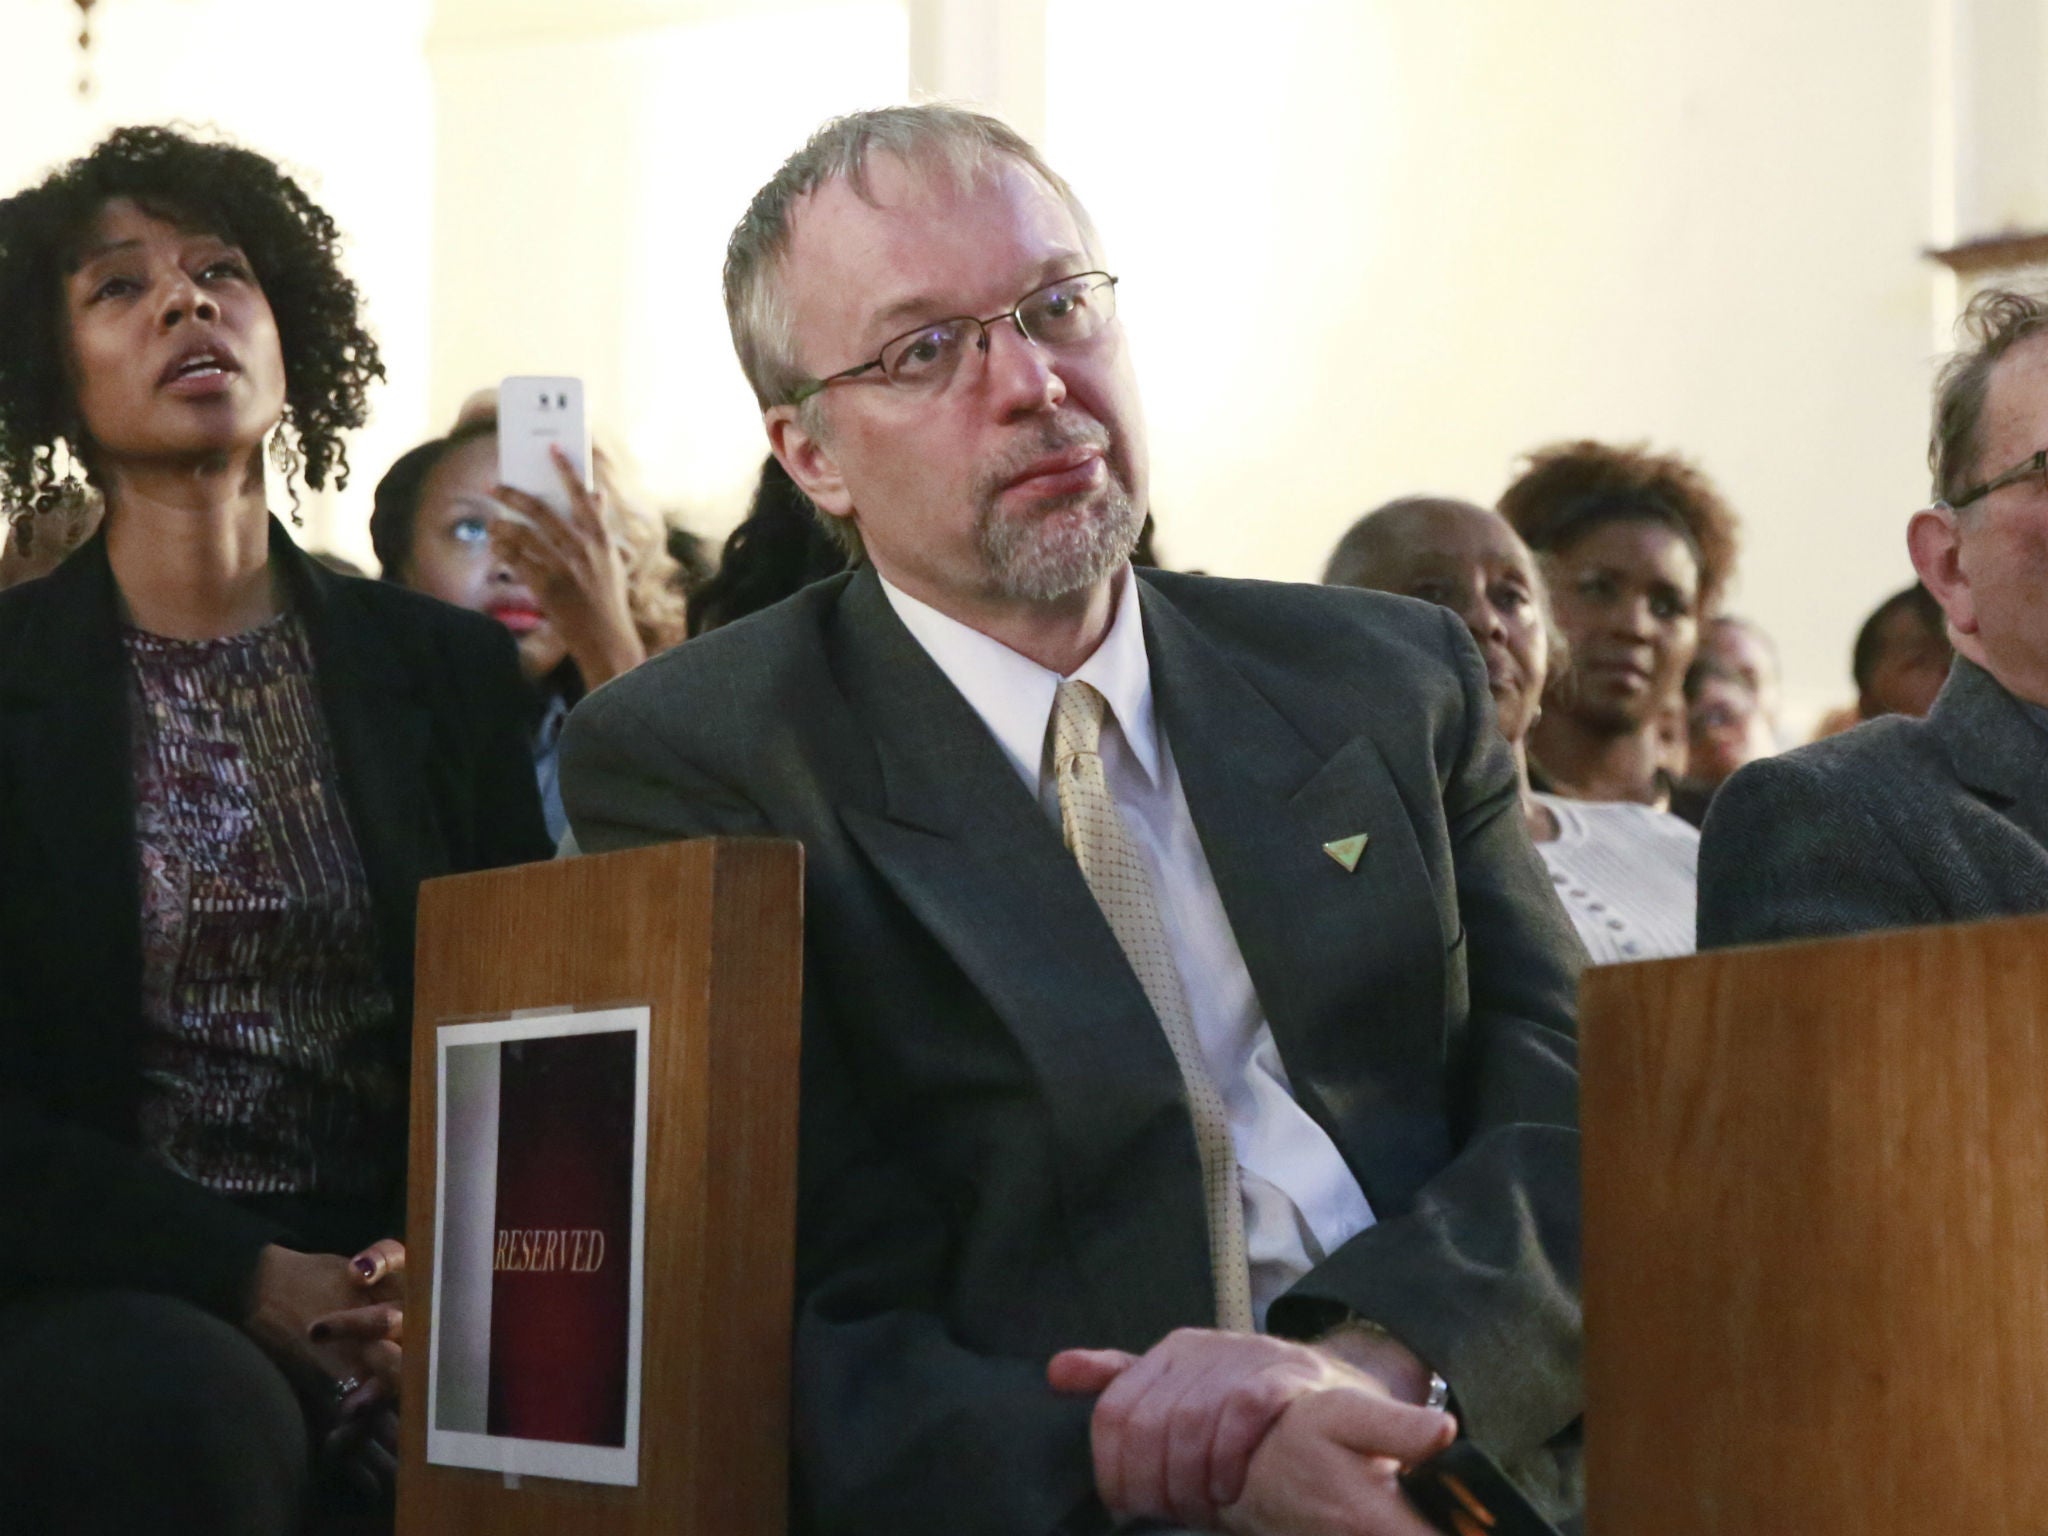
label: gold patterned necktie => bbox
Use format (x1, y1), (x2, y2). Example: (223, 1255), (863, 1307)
(1050, 677), (1255, 1332)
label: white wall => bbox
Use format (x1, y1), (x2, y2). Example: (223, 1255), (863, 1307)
(1051, 0), (1954, 732)
(426, 0), (910, 528)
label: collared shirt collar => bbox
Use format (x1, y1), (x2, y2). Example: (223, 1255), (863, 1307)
(878, 564), (1162, 794)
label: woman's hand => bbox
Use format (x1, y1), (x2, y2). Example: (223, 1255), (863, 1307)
(302, 1240), (406, 1505)
(491, 447), (647, 689)
(243, 1241), (402, 1409)
(239, 1241), (408, 1505)
(308, 1237), (406, 1416)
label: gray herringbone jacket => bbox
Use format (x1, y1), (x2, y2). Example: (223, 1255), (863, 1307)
(1698, 658), (2048, 949)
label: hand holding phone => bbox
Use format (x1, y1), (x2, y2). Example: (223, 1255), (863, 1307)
(496, 376), (591, 522)
(486, 379), (647, 690)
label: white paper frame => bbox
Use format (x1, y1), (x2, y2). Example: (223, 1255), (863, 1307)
(425, 1005), (651, 1486)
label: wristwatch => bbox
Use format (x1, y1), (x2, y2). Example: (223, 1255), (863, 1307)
(1319, 1314), (1451, 1412)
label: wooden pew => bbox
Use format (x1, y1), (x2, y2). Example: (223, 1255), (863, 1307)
(1583, 913), (2048, 1534)
(395, 839), (803, 1536)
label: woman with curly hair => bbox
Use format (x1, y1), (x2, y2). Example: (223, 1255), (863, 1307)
(1499, 439), (1740, 824)
(371, 403), (687, 843)
(684, 454), (848, 637)
(0, 127), (550, 1532)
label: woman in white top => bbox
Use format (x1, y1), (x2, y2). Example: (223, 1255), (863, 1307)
(1324, 495), (1698, 963)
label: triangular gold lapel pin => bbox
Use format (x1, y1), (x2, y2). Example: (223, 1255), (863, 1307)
(1322, 833), (1369, 872)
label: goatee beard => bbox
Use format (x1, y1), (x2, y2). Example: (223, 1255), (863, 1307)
(973, 425), (1142, 602)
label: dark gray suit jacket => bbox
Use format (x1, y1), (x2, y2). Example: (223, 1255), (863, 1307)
(561, 566), (1585, 1535)
(1699, 659), (2048, 948)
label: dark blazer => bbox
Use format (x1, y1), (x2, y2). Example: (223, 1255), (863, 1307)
(561, 566), (1585, 1535)
(0, 520), (551, 1321)
(1698, 658), (2048, 949)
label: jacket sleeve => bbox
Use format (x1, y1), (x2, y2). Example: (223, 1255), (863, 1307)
(0, 1095), (287, 1319)
(1269, 608), (1585, 1459)
(1696, 752), (1936, 948)
(561, 684), (1110, 1536)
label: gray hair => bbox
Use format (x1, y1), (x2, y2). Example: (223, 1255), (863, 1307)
(722, 103), (1100, 417)
(1324, 494), (1569, 674)
(1320, 496), (1487, 588)
(1931, 287), (2048, 508)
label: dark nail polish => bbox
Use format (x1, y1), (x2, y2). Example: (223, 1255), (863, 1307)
(353, 1256), (376, 1279)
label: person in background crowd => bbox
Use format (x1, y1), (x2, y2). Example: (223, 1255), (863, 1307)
(1683, 656), (1775, 793)
(371, 408), (686, 843)
(1329, 495), (1697, 963)
(1700, 289), (2048, 947)
(1854, 581), (1952, 721)
(1498, 439), (1738, 828)
(1650, 694), (1691, 788)
(663, 518), (714, 597)
(1809, 585), (1952, 739)
(1699, 615), (1782, 742)
(686, 454), (850, 637)
(0, 126), (550, 1534)
(564, 105), (1584, 1536)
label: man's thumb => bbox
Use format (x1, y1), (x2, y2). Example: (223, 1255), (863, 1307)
(1046, 1347), (1139, 1395)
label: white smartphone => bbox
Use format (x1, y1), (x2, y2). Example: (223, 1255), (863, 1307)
(496, 376), (591, 521)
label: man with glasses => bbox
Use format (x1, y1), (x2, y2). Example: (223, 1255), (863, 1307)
(563, 105), (1583, 1535)
(1699, 286), (2048, 948)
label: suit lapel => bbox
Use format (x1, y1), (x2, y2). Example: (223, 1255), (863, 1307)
(828, 570), (1212, 1339)
(1139, 581), (1453, 1205)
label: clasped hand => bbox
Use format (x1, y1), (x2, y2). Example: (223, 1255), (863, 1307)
(243, 1238), (406, 1494)
(1049, 1328), (1455, 1535)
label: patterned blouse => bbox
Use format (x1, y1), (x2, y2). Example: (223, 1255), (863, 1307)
(125, 612), (399, 1202)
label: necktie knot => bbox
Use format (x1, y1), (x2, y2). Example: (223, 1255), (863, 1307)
(1052, 677), (1107, 768)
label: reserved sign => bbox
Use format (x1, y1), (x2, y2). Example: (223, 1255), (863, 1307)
(425, 1006), (651, 1486)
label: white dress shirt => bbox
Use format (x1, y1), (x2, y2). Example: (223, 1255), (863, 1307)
(879, 567), (1376, 1325)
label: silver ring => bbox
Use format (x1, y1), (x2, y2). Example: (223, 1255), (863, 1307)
(333, 1375), (363, 1401)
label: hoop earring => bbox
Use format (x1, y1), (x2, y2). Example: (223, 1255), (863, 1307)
(268, 428), (305, 527)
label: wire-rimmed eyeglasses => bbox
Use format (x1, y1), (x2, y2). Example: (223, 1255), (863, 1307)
(786, 271), (1119, 406)
(1946, 447), (2048, 510)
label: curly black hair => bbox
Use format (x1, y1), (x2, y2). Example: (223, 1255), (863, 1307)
(0, 124), (383, 516)
(686, 455), (849, 637)
(1498, 439), (1740, 617)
